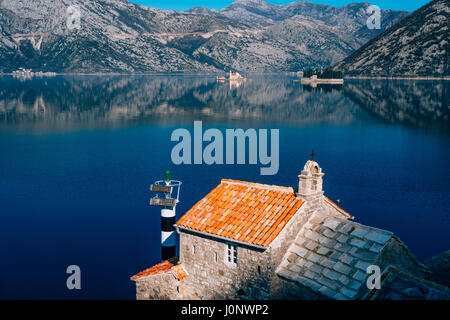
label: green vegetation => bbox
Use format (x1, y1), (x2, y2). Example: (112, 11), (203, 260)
(303, 68), (343, 79)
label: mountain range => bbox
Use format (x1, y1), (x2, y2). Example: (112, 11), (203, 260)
(0, 0), (408, 73)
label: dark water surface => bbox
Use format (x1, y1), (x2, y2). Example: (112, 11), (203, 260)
(0, 75), (449, 299)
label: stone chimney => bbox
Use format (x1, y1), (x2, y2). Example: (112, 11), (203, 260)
(297, 160), (324, 200)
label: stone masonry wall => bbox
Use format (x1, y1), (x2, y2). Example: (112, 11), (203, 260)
(135, 272), (185, 300)
(179, 231), (273, 300)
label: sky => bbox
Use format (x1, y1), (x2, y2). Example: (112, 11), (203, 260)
(130, 0), (431, 12)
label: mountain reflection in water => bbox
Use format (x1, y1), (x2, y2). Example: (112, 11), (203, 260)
(1, 75), (447, 132)
(344, 80), (449, 132)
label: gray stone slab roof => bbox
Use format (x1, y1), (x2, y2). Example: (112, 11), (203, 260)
(276, 211), (395, 300)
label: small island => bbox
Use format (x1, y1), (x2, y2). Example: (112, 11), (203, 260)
(216, 71), (246, 81)
(299, 68), (344, 86)
(12, 68), (57, 79)
(217, 71), (248, 88)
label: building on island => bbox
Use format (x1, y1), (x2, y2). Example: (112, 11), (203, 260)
(12, 67), (57, 79)
(229, 71), (243, 80)
(301, 74), (344, 86)
(131, 160), (447, 300)
(216, 71), (246, 88)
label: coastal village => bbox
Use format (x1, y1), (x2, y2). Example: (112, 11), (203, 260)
(131, 159), (450, 300)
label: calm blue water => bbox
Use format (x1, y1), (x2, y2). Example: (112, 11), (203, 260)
(0, 75), (449, 299)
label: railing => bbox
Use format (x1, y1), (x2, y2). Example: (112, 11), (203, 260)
(150, 180), (182, 207)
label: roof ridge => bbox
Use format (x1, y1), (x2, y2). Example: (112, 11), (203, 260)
(172, 263), (188, 281)
(322, 211), (394, 236)
(390, 235), (430, 272)
(323, 196), (353, 218)
(221, 178), (294, 193)
(130, 256), (179, 281)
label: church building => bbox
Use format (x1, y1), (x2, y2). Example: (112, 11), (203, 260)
(131, 160), (438, 300)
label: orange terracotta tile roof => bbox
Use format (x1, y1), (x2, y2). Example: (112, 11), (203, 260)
(131, 257), (187, 281)
(172, 264), (188, 280)
(175, 179), (304, 247)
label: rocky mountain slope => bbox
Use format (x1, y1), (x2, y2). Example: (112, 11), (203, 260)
(333, 0), (449, 76)
(219, 0), (404, 35)
(0, 0), (408, 73)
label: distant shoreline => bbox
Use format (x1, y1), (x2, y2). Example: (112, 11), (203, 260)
(0, 72), (449, 80)
(344, 76), (450, 80)
(0, 72), (220, 76)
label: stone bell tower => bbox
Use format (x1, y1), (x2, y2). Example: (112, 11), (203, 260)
(297, 155), (324, 201)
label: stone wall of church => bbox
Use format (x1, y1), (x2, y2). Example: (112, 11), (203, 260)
(179, 231), (274, 299)
(135, 272), (185, 300)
